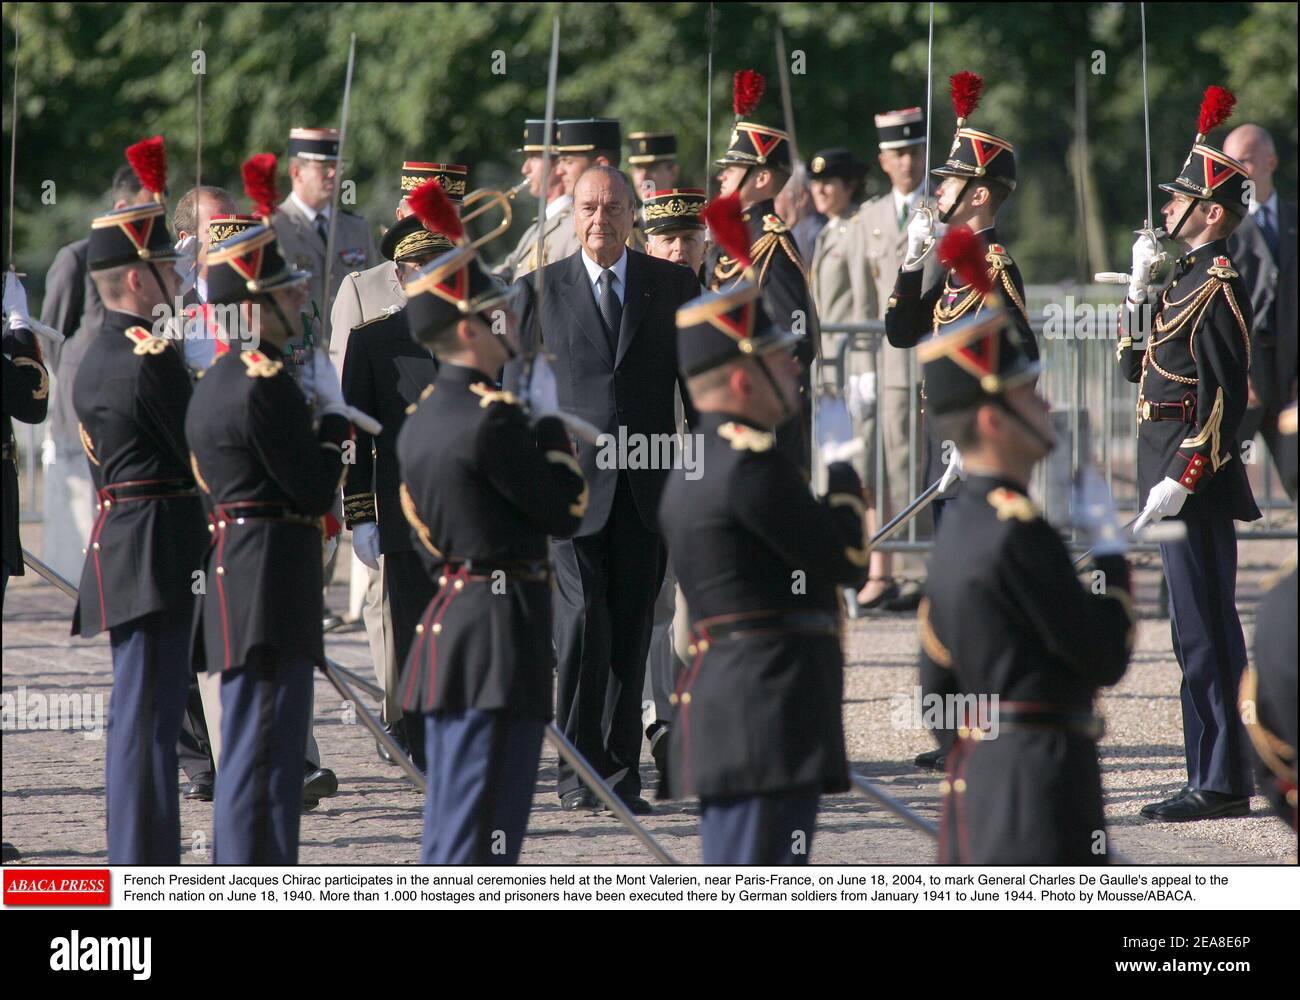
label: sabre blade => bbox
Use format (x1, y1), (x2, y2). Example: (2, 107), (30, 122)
(7, 14), (19, 270)
(1140, 3), (1153, 229)
(320, 33), (357, 348)
(923, 2), (934, 208)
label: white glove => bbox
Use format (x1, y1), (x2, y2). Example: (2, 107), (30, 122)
(307, 349), (349, 419)
(847, 372), (877, 423)
(937, 448), (965, 492)
(352, 522), (381, 571)
(4, 270), (31, 331)
(41, 437), (56, 469)
(1127, 230), (1162, 304)
(902, 208), (935, 272)
(1134, 476), (1191, 532)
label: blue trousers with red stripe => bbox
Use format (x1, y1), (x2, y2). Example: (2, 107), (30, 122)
(213, 656), (314, 864)
(422, 710), (543, 864)
(105, 613), (191, 864)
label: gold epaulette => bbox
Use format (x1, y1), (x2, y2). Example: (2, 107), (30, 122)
(469, 383), (519, 409)
(240, 350), (283, 378)
(986, 487), (1038, 523)
(712, 254), (747, 286)
(1206, 254), (1238, 280)
(761, 214), (790, 235)
(985, 243), (1013, 270)
(405, 383), (435, 415)
(718, 421), (774, 452)
(123, 325), (168, 356)
(344, 492), (376, 524)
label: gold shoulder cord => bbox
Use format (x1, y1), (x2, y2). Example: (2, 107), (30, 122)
(918, 597), (953, 669)
(399, 482), (441, 558)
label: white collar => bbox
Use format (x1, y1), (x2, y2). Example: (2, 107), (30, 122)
(581, 246), (628, 290)
(546, 194), (573, 220)
(892, 187), (922, 213)
(1249, 190), (1278, 217)
(290, 191), (329, 223)
(195, 275), (208, 302)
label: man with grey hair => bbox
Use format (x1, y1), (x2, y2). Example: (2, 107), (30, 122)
(1225, 123), (1297, 495)
(514, 164), (699, 814)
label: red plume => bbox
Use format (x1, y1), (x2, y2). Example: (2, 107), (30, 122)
(408, 178), (465, 244)
(1197, 85), (1236, 138)
(937, 225), (993, 296)
(241, 153), (280, 219)
(125, 135), (167, 199)
(949, 71), (984, 122)
(733, 69), (766, 118)
(701, 193), (752, 270)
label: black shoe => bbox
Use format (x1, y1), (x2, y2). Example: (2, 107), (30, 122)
(398, 716), (427, 775)
(2, 842), (20, 863)
(883, 590), (922, 613)
(322, 612), (346, 633)
(613, 795), (654, 816)
(648, 723), (670, 780)
(860, 582), (900, 611)
(304, 766), (339, 805)
(1139, 786), (1190, 819)
(377, 722), (407, 766)
(183, 777), (214, 801)
(914, 746), (947, 770)
(560, 788), (601, 812)
(1151, 789), (1250, 822)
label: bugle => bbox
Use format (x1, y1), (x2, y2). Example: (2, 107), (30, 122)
(461, 178), (529, 249)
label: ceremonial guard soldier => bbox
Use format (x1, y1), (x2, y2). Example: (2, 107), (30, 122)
(1241, 401), (1296, 833)
(272, 127), (377, 350)
(187, 222), (354, 863)
(341, 183), (453, 767)
(886, 72), (1033, 531)
(1119, 87), (1260, 821)
(627, 132), (682, 197)
(2, 273), (50, 606)
(495, 120), (572, 282)
(397, 232), (587, 863)
(658, 207), (870, 864)
(709, 71), (819, 473)
(71, 138), (209, 864)
(918, 236), (1136, 863)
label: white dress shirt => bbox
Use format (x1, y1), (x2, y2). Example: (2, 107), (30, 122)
(581, 246), (628, 310)
(290, 191), (330, 225)
(546, 194), (573, 221)
(892, 186), (923, 227)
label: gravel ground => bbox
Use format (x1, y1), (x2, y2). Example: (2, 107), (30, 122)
(2, 531), (1295, 866)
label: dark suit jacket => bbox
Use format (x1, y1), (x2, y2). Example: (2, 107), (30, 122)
(1228, 198), (1298, 408)
(40, 237), (107, 444)
(513, 248), (700, 536)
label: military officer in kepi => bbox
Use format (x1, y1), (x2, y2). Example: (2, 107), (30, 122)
(1118, 86), (1260, 822)
(71, 137), (210, 864)
(494, 119), (571, 282)
(341, 179), (456, 769)
(396, 218), (588, 864)
(885, 71), (1034, 532)
(709, 69), (820, 475)
(918, 229), (1136, 863)
(658, 201), (870, 865)
(187, 220), (357, 864)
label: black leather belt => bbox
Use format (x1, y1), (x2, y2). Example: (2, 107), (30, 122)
(962, 702), (1105, 740)
(1139, 396), (1195, 423)
(210, 501), (319, 529)
(97, 477), (197, 506)
(439, 557), (551, 584)
(692, 610), (840, 642)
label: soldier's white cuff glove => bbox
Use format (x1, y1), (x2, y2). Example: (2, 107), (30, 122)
(352, 521), (381, 571)
(1135, 476), (1191, 531)
(937, 449), (965, 492)
(901, 209), (935, 272)
(1127, 231), (1161, 304)
(4, 270), (31, 331)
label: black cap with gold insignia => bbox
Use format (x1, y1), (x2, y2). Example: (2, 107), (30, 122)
(627, 132), (677, 165)
(874, 107), (925, 150)
(807, 148), (867, 182)
(554, 118), (622, 155)
(401, 162), (468, 204)
(205, 225), (311, 305)
(405, 244), (513, 344)
(676, 282), (797, 378)
(642, 188), (707, 236)
(379, 213), (456, 264)
(89, 202), (183, 271)
(1160, 86), (1250, 233)
(517, 119), (553, 154)
(932, 72), (1016, 192)
(918, 306), (1039, 415)
(287, 127), (340, 161)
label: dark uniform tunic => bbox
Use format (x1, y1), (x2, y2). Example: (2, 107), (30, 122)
(919, 476), (1135, 863)
(2, 322), (49, 588)
(70, 311), (208, 637)
(186, 341), (351, 672)
(885, 227), (1035, 494)
(341, 307), (439, 676)
(1118, 241), (1259, 798)
(707, 199), (820, 472)
(657, 412), (870, 802)
(395, 363), (587, 719)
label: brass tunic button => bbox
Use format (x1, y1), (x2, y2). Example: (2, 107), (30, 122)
(681, 692), (692, 705)
(415, 624), (424, 634)
(454, 579), (464, 590)
(953, 778), (968, 793)
(216, 567), (225, 575)
(432, 623), (442, 635)
(939, 780), (952, 796)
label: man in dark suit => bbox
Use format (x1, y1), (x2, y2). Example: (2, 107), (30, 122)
(514, 165), (699, 813)
(1225, 124), (1298, 495)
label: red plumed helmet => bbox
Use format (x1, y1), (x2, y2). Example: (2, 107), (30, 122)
(949, 71), (984, 124)
(1197, 85), (1236, 139)
(701, 193), (752, 270)
(733, 69), (766, 118)
(241, 153), (280, 220)
(938, 225), (992, 296)
(125, 135), (167, 201)
(408, 178), (465, 244)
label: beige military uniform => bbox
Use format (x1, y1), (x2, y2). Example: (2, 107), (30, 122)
(272, 195), (378, 351)
(855, 191), (935, 591)
(494, 197), (580, 280)
(329, 261), (404, 370)
(811, 207), (878, 486)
